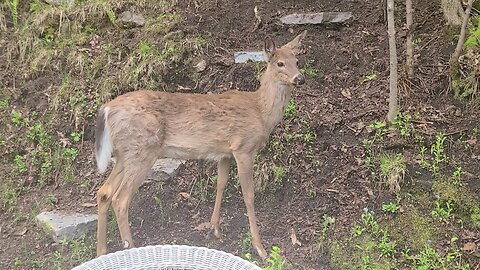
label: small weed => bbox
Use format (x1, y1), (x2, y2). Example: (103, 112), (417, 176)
(432, 200), (453, 222)
(363, 72), (377, 82)
(1, 182), (19, 210)
(378, 229), (396, 258)
(63, 147), (78, 162)
(273, 166), (285, 183)
(264, 246), (284, 270)
(153, 196), (165, 216)
(369, 121), (387, 139)
(0, 97), (9, 109)
(79, 179), (89, 191)
(379, 153), (406, 192)
(139, 41), (156, 60)
(321, 214), (335, 241)
(14, 258), (22, 266)
(7, 0), (19, 27)
(70, 131), (83, 143)
(418, 145), (429, 169)
(284, 99), (297, 119)
(11, 110), (25, 126)
(413, 37), (422, 44)
(392, 112), (412, 137)
(382, 202), (400, 214)
(300, 59), (318, 77)
(14, 155), (27, 173)
(430, 132), (447, 174)
(451, 166), (462, 186)
(46, 195), (57, 205)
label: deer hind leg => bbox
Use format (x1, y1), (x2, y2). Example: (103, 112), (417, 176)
(210, 157), (231, 238)
(111, 156), (156, 251)
(96, 159), (125, 256)
(233, 151), (267, 259)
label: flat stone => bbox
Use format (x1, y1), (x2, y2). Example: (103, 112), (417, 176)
(147, 158), (185, 182)
(117, 11), (145, 28)
(280, 12), (353, 25)
(36, 211), (97, 243)
(234, 51), (268, 63)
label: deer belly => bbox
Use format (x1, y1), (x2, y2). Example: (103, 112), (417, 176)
(161, 145), (232, 161)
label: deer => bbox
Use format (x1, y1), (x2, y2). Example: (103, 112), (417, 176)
(94, 30), (307, 259)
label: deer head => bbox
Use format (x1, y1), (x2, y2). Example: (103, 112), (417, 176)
(264, 30), (307, 86)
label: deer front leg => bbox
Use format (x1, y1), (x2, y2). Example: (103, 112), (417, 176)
(210, 157), (231, 238)
(233, 152), (267, 259)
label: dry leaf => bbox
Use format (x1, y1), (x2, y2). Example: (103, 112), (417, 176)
(467, 138), (477, 145)
(290, 228), (302, 246)
(194, 222), (210, 231)
(178, 192), (191, 199)
(14, 228), (28, 236)
(341, 89), (352, 99)
(462, 242), (477, 252)
(81, 202), (97, 208)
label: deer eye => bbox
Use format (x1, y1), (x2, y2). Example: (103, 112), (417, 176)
(277, 61), (285, 67)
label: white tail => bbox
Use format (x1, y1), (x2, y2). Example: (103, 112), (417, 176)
(94, 30), (307, 259)
(95, 107), (112, 174)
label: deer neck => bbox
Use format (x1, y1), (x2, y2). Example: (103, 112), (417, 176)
(256, 67), (293, 133)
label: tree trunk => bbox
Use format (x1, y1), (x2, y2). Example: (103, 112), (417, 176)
(406, 0), (414, 79)
(441, 0), (464, 26)
(387, 0), (398, 122)
(451, 0), (475, 65)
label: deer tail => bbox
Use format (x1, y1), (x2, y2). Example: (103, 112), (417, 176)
(95, 106), (112, 174)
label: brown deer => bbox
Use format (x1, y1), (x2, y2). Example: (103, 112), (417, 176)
(94, 30), (307, 259)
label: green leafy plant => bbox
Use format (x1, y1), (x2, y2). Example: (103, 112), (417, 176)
(300, 59), (318, 77)
(7, 0), (19, 27)
(11, 110), (25, 127)
(382, 202), (400, 214)
(321, 214), (335, 241)
(363, 72), (377, 82)
(283, 99), (296, 119)
(369, 121), (387, 139)
(14, 155), (27, 173)
(263, 246), (284, 270)
(432, 200), (453, 222)
(430, 132), (447, 174)
(392, 112), (412, 137)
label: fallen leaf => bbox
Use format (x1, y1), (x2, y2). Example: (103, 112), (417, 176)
(81, 202), (97, 208)
(14, 228), (28, 236)
(194, 222), (210, 231)
(341, 89), (352, 99)
(467, 138), (477, 145)
(462, 242), (477, 252)
(178, 192), (191, 199)
(191, 212), (201, 220)
(290, 228), (302, 246)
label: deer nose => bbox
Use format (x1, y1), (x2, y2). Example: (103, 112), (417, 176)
(294, 74), (305, 86)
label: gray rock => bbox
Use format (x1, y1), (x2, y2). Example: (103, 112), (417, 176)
(280, 12), (353, 25)
(43, 0), (74, 7)
(195, 59), (207, 72)
(36, 211), (97, 243)
(147, 158), (185, 182)
(234, 51), (268, 63)
(117, 11), (145, 28)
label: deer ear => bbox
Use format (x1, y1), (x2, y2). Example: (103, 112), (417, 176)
(284, 30), (307, 55)
(264, 37), (276, 59)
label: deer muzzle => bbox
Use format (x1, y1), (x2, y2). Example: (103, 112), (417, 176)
(293, 74), (305, 86)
